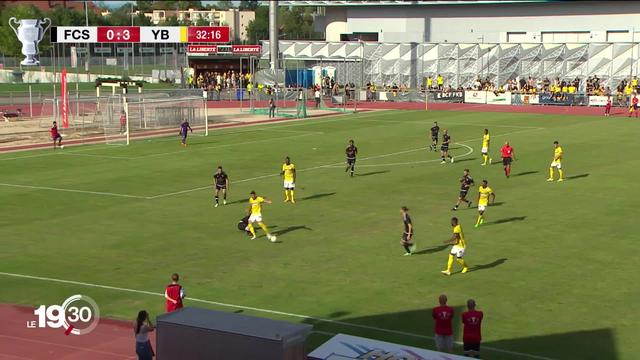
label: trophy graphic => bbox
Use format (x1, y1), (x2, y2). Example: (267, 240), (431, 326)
(8, 17), (51, 66)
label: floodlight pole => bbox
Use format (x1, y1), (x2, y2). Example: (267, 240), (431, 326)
(124, 97), (130, 145)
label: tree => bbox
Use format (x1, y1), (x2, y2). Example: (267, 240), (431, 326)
(135, 0), (154, 12)
(194, 17), (209, 26)
(239, 0), (259, 11)
(162, 15), (181, 26)
(216, 0), (234, 10)
(0, 5), (44, 57)
(163, 1), (203, 10)
(245, 5), (268, 44)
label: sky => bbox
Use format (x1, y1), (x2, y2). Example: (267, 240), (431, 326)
(97, 1), (241, 9)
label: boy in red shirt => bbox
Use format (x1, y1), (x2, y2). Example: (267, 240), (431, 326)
(432, 294), (454, 353)
(50, 121), (63, 149)
(500, 141), (515, 178)
(604, 97), (612, 117)
(164, 273), (185, 312)
(462, 299), (484, 358)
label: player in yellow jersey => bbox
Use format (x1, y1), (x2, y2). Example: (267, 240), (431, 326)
(441, 217), (469, 276)
(480, 129), (492, 166)
(475, 180), (495, 227)
(247, 190), (276, 241)
(547, 141), (564, 182)
(281, 156), (296, 203)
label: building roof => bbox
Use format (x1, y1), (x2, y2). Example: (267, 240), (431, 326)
(279, 0), (554, 6)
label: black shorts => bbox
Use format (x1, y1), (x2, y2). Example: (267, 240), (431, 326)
(502, 157), (512, 166)
(634, 104), (638, 110)
(347, 158), (356, 165)
(401, 233), (413, 242)
(431, 135), (438, 142)
(441, 145), (449, 152)
(216, 185), (227, 190)
(459, 189), (469, 198)
(463, 342), (480, 352)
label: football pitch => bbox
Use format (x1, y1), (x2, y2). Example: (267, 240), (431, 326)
(0, 109), (636, 360)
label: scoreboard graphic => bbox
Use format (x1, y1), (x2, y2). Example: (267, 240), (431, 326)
(50, 26), (230, 43)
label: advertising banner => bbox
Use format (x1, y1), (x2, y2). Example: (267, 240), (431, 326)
(464, 90), (486, 104)
(308, 334), (469, 360)
(431, 91), (464, 102)
(588, 96), (609, 106)
(486, 91), (512, 105)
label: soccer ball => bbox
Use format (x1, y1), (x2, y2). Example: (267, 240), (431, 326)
(269, 235), (277, 243)
(60, 145), (65, 149)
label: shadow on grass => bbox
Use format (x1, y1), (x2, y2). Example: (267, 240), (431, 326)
(566, 173), (590, 180)
(413, 244), (449, 255)
(305, 309), (617, 360)
(274, 225), (312, 237)
(513, 170), (539, 177)
(471, 258), (507, 272)
(357, 170), (390, 177)
(485, 216), (526, 225)
(300, 192), (336, 201)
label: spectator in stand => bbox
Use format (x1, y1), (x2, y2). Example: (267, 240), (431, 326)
(134, 310), (155, 360)
(427, 76), (433, 90)
(437, 74), (444, 90)
(164, 273), (185, 313)
(432, 294), (454, 353)
(462, 299), (483, 359)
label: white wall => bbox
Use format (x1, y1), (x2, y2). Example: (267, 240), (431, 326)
(323, 1), (640, 43)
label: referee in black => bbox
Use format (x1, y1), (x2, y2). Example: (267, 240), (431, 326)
(400, 206), (415, 256)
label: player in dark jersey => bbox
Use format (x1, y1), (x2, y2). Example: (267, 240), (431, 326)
(440, 129), (453, 163)
(180, 120), (193, 146)
(430, 122), (440, 151)
(452, 169), (474, 210)
(213, 166), (229, 207)
(237, 215), (252, 236)
(400, 206), (416, 256)
(345, 139), (358, 177)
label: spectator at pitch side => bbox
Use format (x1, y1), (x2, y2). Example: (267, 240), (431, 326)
(164, 273), (185, 313)
(134, 310), (155, 360)
(432, 294), (454, 353)
(462, 299), (484, 358)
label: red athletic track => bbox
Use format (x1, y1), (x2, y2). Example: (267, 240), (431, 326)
(0, 304), (147, 359)
(0, 101), (629, 154)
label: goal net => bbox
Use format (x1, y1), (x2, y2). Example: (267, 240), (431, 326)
(103, 96), (206, 145)
(249, 87), (308, 119)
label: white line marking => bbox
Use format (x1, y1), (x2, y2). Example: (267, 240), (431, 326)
(327, 143), (474, 168)
(60, 152), (131, 160)
(0, 271), (555, 360)
(0, 183), (149, 199)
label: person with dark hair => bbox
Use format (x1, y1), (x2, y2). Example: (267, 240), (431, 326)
(441, 217), (469, 276)
(134, 310), (155, 360)
(50, 121), (63, 149)
(452, 169), (474, 211)
(345, 140), (358, 177)
(400, 206), (415, 256)
(179, 120), (193, 147)
(164, 273), (185, 313)
(213, 166), (230, 207)
(430, 122), (440, 151)
(268, 97), (276, 118)
(432, 294), (454, 353)
(238, 215), (252, 236)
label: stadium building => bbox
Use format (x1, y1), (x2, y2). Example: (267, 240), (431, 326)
(284, 0), (640, 43)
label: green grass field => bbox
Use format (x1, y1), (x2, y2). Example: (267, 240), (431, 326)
(0, 110), (636, 360)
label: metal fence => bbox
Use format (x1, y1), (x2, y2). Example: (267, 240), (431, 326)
(262, 41), (640, 91)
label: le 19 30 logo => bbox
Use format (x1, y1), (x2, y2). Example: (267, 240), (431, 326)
(27, 294), (100, 336)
